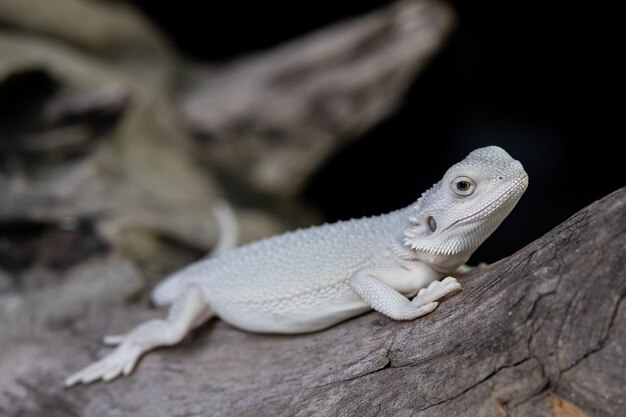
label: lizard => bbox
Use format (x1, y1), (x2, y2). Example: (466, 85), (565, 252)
(64, 145), (528, 387)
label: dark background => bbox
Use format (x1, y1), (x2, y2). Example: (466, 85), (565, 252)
(130, 0), (623, 263)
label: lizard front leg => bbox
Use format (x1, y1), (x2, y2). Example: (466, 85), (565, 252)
(64, 285), (212, 387)
(348, 267), (462, 320)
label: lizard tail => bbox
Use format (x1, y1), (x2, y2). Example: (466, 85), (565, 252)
(151, 199), (238, 308)
(207, 199), (239, 256)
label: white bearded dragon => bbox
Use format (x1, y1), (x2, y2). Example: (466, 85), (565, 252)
(65, 146), (528, 386)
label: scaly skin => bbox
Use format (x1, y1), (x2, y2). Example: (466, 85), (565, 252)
(65, 146), (528, 387)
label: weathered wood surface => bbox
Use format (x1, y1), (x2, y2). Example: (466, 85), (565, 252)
(2, 189), (624, 417)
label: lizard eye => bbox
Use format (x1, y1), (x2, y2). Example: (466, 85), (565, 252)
(451, 177), (475, 196)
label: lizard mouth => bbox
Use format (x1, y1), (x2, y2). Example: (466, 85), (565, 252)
(441, 175), (528, 233)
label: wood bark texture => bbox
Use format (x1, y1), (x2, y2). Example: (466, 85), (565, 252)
(1, 189), (624, 417)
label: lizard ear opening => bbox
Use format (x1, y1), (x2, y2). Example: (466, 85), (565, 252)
(403, 214), (437, 250)
(427, 216), (437, 233)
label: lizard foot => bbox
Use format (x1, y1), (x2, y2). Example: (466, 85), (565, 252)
(64, 341), (142, 387)
(414, 277), (462, 305)
(65, 319), (169, 387)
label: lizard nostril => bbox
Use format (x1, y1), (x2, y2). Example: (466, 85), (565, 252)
(497, 175), (505, 181)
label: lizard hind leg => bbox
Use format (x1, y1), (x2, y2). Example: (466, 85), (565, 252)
(64, 285), (213, 387)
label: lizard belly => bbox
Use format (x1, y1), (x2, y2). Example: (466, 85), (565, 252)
(209, 282), (371, 334)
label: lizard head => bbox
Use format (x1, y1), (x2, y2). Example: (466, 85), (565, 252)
(403, 146), (528, 259)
